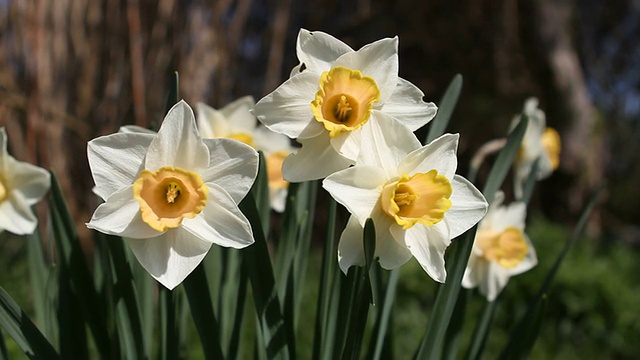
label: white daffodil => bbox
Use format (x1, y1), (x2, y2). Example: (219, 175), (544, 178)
(511, 97), (561, 198)
(0, 128), (50, 235)
(322, 120), (487, 282)
(196, 96), (296, 212)
(253, 29), (437, 182)
(86, 101), (258, 290)
(462, 191), (537, 301)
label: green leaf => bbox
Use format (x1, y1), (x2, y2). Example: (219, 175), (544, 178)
(183, 264), (225, 360)
(340, 219), (375, 360)
(159, 286), (179, 360)
(463, 293), (500, 360)
(499, 184), (604, 359)
(26, 231), (57, 343)
(426, 74), (463, 144)
(520, 157), (540, 204)
(0, 285), (60, 359)
(239, 192), (292, 360)
(312, 197), (338, 360)
(442, 289), (471, 360)
(413, 226), (478, 360)
(106, 235), (147, 359)
(165, 71), (180, 113)
(367, 268), (400, 360)
(482, 114), (528, 203)
(253, 151), (271, 236)
(49, 172), (112, 358)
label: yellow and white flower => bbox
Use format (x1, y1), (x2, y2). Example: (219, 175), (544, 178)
(511, 97), (561, 198)
(196, 96), (295, 212)
(253, 29), (437, 182)
(0, 128), (50, 235)
(322, 120), (487, 282)
(462, 191), (537, 301)
(86, 101), (258, 289)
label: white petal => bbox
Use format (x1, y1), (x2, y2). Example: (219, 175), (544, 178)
(145, 100), (209, 171)
(86, 186), (163, 239)
(0, 192), (38, 235)
(357, 112), (421, 176)
(196, 102), (228, 138)
(491, 201), (526, 231)
(396, 221), (451, 282)
(446, 175), (488, 239)
(462, 254), (485, 289)
(126, 229), (212, 290)
(87, 132), (153, 200)
(253, 72), (324, 140)
(269, 187), (288, 213)
(118, 125), (156, 134)
(282, 133), (353, 182)
(381, 78), (438, 131)
(5, 157), (50, 206)
(374, 210), (412, 269)
(253, 126), (295, 154)
(481, 262), (511, 302)
(199, 138), (258, 203)
(398, 133), (459, 179)
(296, 29), (353, 73)
(219, 96), (257, 131)
(182, 183), (254, 249)
(337, 216), (366, 274)
(334, 37), (399, 104)
(323, 166), (385, 225)
(329, 126), (361, 161)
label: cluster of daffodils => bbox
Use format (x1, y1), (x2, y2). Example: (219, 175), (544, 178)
(0, 128), (50, 235)
(86, 101), (258, 289)
(253, 29), (488, 282)
(462, 191), (537, 301)
(85, 30), (555, 294)
(196, 96), (295, 212)
(511, 97), (561, 198)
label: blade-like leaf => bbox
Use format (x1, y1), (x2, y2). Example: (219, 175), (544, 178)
(482, 115), (528, 203)
(426, 74), (463, 144)
(0, 285), (60, 359)
(49, 172), (112, 358)
(240, 193), (292, 360)
(183, 264), (225, 360)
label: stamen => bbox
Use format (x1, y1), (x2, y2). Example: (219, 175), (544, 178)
(166, 182), (181, 203)
(394, 191), (417, 207)
(334, 95), (352, 122)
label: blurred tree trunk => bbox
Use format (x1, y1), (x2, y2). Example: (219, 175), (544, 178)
(533, 0), (604, 223)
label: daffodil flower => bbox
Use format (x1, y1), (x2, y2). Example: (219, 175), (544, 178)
(253, 29), (437, 182)
(462, 191), (537, 301)
(196, 97), (295, 212)
(0, 128), (50, 235)
(86, 101), (258, 289)
(512, 97), (561, 198)
(322, 120), (487, 282)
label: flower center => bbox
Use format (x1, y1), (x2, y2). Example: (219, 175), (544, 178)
(541, 127), (561, 170)
(476, 227), (528, 268)
(266, 151), (289, 190)
(0, 178), (6, 202)
(133, 166), (208, 232)
(227, 133), (255, 148)
(380, 170), (453, 229)
(311, 66), (380, 138)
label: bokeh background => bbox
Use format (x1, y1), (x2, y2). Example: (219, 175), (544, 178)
(1, 0), (638, 358)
